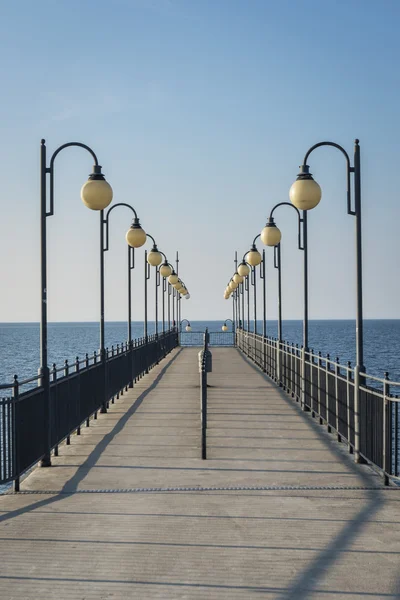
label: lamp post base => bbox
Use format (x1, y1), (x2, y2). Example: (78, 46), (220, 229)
(40, 455), (51, 467)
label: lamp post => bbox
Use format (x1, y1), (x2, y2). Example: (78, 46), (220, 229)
(245, 242), (262, 334)
(180, 319), (192, 332)
(103, 203), (146, 344)
(260, 202), (306, 346)
(39, 139), (113, 466)
(290, 139), (364, 461)
(222, 318), (234, 332)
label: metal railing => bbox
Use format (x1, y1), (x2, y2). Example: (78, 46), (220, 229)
(0, 330), (179, 490)
(180, 331), (235, 347)
(236, 328), (400, 484)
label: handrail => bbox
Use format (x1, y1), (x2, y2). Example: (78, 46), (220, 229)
(235, 327), (400, 484)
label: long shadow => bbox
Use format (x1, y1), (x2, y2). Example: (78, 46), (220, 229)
(237, 349), (387, 599)
(0, 349), (182, 525)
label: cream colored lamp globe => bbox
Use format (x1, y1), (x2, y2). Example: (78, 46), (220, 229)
(233, 272), (243, 284)
(246, 247), (262, 266)
(222, 324), (228, 332)
(289, 167), (322, 211)
(180, 287), (188, 295)
(169, 272), (179, 285)
(238, 262), (250, 277)
(261, 220), (282, 247)
(160, 263), (172, 278)
(229, 280), (238, 291)
(81, 168), (113, 210)
(147, 248), (163, 267)
(173, 280), (182, 290)
(126, 219), (146, 248)
(185, 325), (192, 332)
(185, 293), (190, 299)
(224, 293), (229, 299)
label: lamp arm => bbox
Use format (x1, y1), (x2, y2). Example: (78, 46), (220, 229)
(302, 140), (354, 216)
(103, 203), (139, 251)
(47, 140), (99, 217)
(269, 202), (304, 250)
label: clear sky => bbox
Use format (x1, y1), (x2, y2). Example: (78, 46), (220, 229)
(0, 0), (399, 323)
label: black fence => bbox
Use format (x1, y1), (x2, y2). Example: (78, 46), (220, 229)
(0, 330), (179, 489)
(179, 331), (235, 347)
(236, 328), (400, 484)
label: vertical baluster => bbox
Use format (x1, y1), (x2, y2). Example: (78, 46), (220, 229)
(85, 354), (90, 427)
(335, 357), (341, 442)
(326, 354), (331, 433)
(383, 372), (390, 485)
(93, 350), (97, 419)
(52, 363), (58, 455)
(310, 349), (315, 418)
(318, 351), (322, 425)
(347, 361), (353, 453)
(76, 357), (81, 435)
(64, 360), (70, 445)
(12, 375), (20, 492)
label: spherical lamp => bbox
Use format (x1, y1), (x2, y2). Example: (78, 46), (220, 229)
(246, 246), (262, 267)
(185, 293), (190, 299)
(261, 218), (282, 247)
(81, 166), (113, 210)
(160, 262), (172, 277)
(233, 272), (243, 284)
(229, 280), (238, 291)
(185, 325), (191, 332)
(290, 165), (321, 210)
(169, 272), (179, 285)
(222, 324), (228, 332)
(126, 218), (146, 248)
(147, 247), (163, 267)
(238, 262), (250, 277)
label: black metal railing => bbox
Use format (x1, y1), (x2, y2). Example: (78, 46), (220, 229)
(0, 330), (179, 490)
(236, 328), (400, 484)
(180, 331), (235, 347)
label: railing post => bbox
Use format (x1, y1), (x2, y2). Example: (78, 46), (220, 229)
(301, 346), (306, 410)
(335, 358), (341, 442)
(65, 360), (70, 445)
(12, 375), (20, 493)
(354, 364), (361, 463)
(85, 353), (90, 427)
(76, 356), (81, 436)
(277, 339), (281, 386)
(383, 372), (390, 486)
(326, 354), (331, 432)
(52, 363), (59, 455)
(347, 361), (353, 453)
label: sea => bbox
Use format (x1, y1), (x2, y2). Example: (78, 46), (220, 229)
(1, 320), (399, 388)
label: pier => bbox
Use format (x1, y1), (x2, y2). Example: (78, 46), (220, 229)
(1, 340), (399, 599)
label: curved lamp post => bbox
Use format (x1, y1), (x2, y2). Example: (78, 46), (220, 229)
(222, 318), (234, 332)
(143, 234), (163, 341)
(290, 139), (364, 461)
(40, 139), (113, 466)
(104, 203), (146, 345)
(245, 239), (262, 334)
(261, 202), (306, 346)
(180, 319), (192, 332)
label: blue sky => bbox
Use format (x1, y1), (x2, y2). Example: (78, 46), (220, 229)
(0, 0), (399, 322)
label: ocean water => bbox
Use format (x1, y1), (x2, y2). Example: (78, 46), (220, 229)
(0, 320), (399, 387)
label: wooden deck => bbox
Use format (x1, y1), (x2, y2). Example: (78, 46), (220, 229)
(0, 347), (399, 599)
